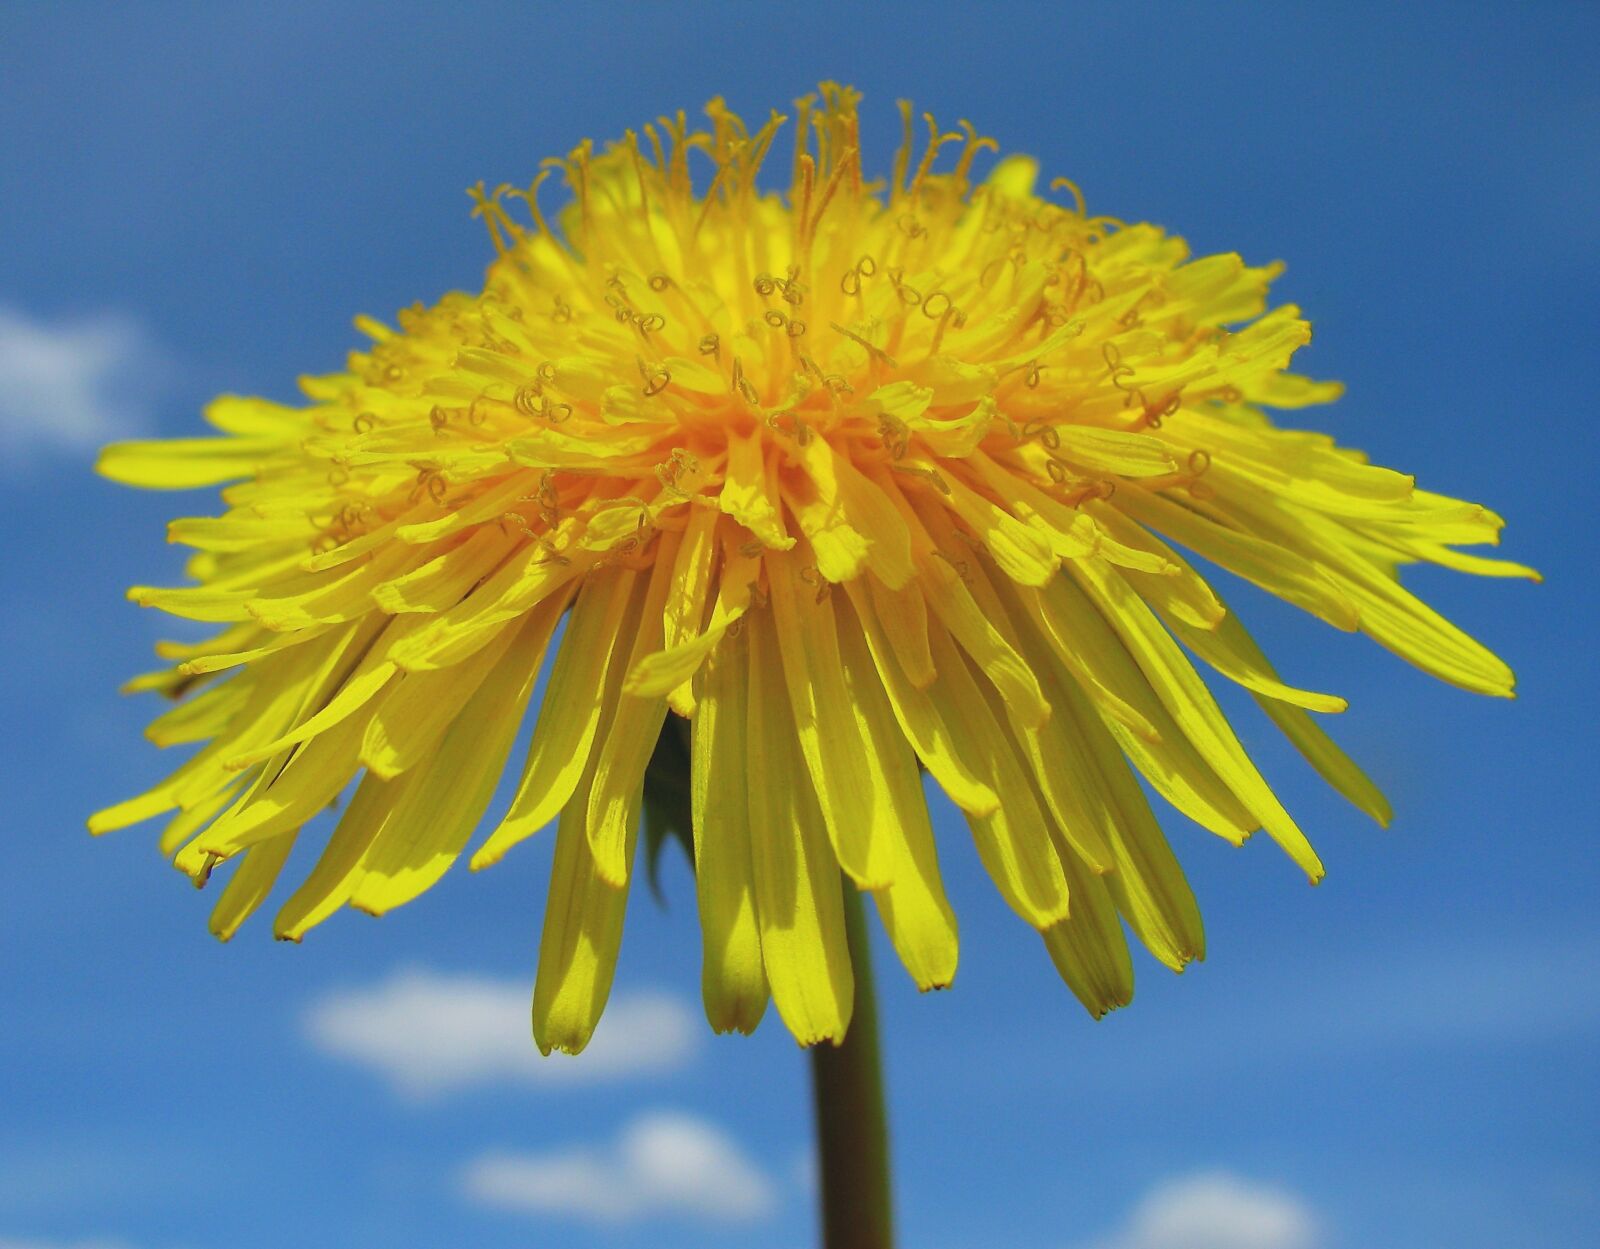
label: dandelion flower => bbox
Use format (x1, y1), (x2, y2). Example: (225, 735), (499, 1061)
(93, 85), (1533, 1052)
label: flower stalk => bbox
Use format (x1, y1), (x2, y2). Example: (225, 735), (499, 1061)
(810, 880), (894, 1249)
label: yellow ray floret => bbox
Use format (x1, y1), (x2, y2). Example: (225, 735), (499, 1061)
(93, 83), (1532, 1049)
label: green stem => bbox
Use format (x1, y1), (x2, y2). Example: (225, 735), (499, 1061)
(810, 881), (894, 1249)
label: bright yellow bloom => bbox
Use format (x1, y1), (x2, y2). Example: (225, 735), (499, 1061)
(93, 85), (1533, 1051)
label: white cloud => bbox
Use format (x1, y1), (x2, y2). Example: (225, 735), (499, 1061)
(302, 967), (699, 1097)
(0, 304), (164, 455)
(789, 1146), (818, 1195)
(1082, 1172), (1320, 1249)
(460, 1112), (778, 1225)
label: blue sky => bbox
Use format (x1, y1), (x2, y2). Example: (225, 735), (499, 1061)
(1, 3), (1596, 1248)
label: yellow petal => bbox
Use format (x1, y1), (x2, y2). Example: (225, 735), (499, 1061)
(223, 658), (397, 771)
(911, 501), (1051, 730)
(720, 426), (793, 549)
(1169, 609), (1348, 714)
(349, 610), (555, 915)
(691, 628), (770, 1034)
(785, 443), (872, 584)
(865, 574), (936, 689)
(1052, 426), (1176, 477)
(1038, 574), (1256, 842)
(1047, 665), (1206, 971)
(273, 771), (395, 940)
(660, 506), (719, 714)
(1040, 844), (1134, 1019)
(145, 679), (248, 748)
(209, 831), (299, 942)
(586, 532), (682, 885)
(1004, 581), (1158, 743)
(387, 541), (584, 671)
(842, 580), (997, 816)
(767, 557), (895, 889)
(835, 599), (959, 990)
(98, 437), (282, 489)
(246, 545), (415, 631)
(830, 454), (916, 590)
(1120, 486), (1358, 631)
(177, 702), (371, 871)
(933, 467), (1056, 587)
(744, 606), (854, 1046)
(360, 617), (522, 779)
(201, 394), (306, 436)
(371, 526), (517, 614)
(473, 566), (641, 868)
(1210, 613), (1392, 826)
(167, 512), (315, 552)
(531, 760), (634, 1056)
(953, 558), (1116, 872)
(158, 780), (242, 859)
(624, 547), (760, 698)
(91, 629), (357, 834)
(923, 624), (1070, 927)
(1070, 560), (1324, 882)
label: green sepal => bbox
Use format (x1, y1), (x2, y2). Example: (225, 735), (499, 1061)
(640, 716), (694, 902)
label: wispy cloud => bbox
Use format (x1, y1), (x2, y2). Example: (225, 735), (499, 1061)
(1078, 1172), (1320, 1249)
(302, 967), (699, 1097)
(1198, 934), (1600, 1061)
(0, 305), (166, 456)
(0, 1238), (137, 1249)
(1027, 931), (1600, 1096)
(460, 1112), (778, 1225)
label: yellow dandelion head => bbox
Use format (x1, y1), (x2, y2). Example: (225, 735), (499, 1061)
(94, 85), (1533, 1052)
